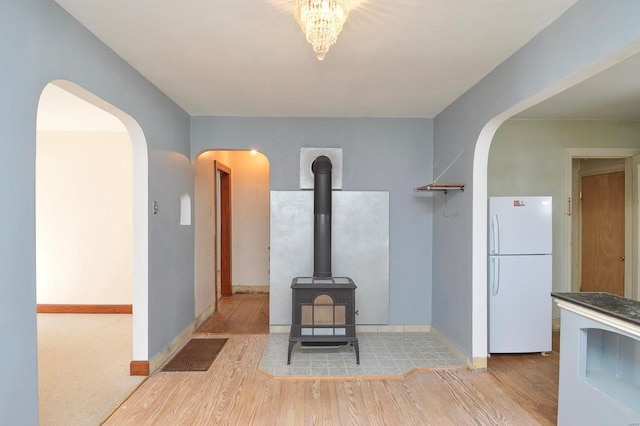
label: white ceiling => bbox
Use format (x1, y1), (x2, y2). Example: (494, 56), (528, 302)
(53, 0), (580, 118)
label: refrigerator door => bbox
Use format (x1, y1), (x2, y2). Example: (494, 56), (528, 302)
(489, 196), (552, 255)
(489, 254), (552, 353)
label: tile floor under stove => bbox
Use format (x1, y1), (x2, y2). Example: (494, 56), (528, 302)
(259, 332), (465, 377)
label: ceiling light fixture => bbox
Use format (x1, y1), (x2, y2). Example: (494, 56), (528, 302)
(294, 0), (350, 61)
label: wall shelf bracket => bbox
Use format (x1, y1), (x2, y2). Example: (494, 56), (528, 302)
(414, 183), (465, 193)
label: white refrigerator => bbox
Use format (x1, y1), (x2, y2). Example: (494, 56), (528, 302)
(488, 196), (552, 353)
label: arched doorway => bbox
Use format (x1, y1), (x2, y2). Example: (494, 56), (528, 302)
(35, 80), (149, 423)
(194, 150), (270, 326)
(471, 50), (640, 364)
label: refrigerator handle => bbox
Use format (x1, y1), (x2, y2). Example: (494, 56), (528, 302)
(490, 215), (500, 254)
(491, 257), (500, 296)
(490, 257), (495, 295)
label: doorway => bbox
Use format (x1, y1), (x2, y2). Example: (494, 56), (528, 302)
(36, 83), (133, 310)
(36, 81), (147, 423)
(567, 149), (640, 299)
(579, 164), (625, 295)
(193, 150), (270, 326)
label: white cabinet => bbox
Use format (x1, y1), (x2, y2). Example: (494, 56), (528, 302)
(554, 294), (640, 425)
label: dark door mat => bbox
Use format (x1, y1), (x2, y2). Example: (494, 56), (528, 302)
(162, 338), (227, 372)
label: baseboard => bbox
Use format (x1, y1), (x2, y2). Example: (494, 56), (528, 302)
(148, 303), (218, 374)
(270, 324), (432, 333)
(471, 357), (488, 370)
(37, 304), (133, 314)
(357, 324), (432, 333)
(431, 325), (486, 371)
(195, 303), (218, 330)
(233, 285), (269, 294)
(129, 360), (149, 376)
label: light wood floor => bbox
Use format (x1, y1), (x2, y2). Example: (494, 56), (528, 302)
(196, 294), (269, 334)
(105, 295), (559, 425)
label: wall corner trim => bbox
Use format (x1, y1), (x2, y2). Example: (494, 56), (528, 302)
(129, 361), (150, 376)
(470, 357), (488, 371)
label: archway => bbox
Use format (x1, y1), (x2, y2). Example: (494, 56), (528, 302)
(471, 49), (640, 363)
(36, 80), (149, 368)
(194, 150), (270, 326)
(35, 81), (149, 422)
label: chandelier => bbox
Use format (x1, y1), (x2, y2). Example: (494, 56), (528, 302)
(294, 0), (350, 60)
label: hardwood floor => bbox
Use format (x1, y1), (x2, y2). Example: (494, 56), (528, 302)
(485, 332), (560, 424)
(196, 294), (269, 334)
(105, 295), (559, 425)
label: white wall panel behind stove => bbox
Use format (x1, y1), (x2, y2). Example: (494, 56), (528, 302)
(270, 191), (389, 325)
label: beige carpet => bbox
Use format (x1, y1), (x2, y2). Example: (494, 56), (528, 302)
(37, 314), (146, 425)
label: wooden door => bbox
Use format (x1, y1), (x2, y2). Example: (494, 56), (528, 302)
(581, 171), (625, 295)
(215, 161), (232, 299)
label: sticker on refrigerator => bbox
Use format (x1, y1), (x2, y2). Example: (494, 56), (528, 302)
(513, 200), (525, 207)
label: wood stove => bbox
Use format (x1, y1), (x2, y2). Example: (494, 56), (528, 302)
(288, 277), (359, 364)
(287, 155), (359, 364)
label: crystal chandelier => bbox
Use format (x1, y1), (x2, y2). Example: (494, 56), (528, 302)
(294, 0), (350, 60)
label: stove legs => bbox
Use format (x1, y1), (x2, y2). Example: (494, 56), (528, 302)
(286, 339), (360, 365)
(287, 340), (296, 365)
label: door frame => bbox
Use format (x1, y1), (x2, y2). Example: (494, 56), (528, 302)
(564, 148), (640, 299)
(215, 161), (232, 299)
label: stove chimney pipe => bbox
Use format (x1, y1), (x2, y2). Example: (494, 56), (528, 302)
(312, 155), (332, 278)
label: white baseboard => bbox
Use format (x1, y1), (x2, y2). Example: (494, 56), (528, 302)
(270, 324), (432, 333)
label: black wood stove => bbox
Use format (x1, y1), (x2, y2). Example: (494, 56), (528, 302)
(288, 276), (359, 364)
(288, 155), (359, 364)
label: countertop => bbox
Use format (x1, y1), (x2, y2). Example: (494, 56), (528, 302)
(552, 292), (640, 327)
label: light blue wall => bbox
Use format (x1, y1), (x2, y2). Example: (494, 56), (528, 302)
(192, 117), (434, 325)
(432, 1), (640, 360)
(1, 1), (193, 422)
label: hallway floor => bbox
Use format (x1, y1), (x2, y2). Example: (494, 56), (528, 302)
(196, 293), (269, 334)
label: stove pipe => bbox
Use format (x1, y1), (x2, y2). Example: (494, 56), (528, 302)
(312, 155), (332, 278)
